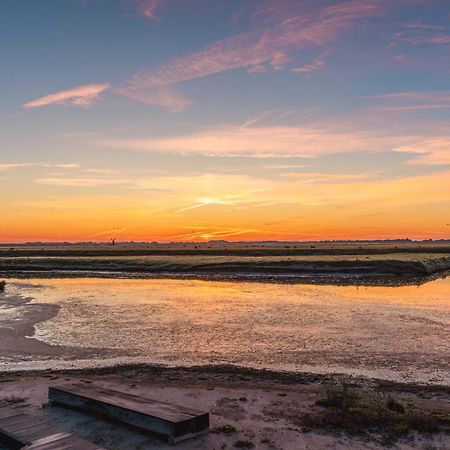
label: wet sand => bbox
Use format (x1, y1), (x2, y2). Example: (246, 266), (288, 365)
(0, 275), (448, 449)
(1, 278), (449, 384)
(0, 292), (123, 362)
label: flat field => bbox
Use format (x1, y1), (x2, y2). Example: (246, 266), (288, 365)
(0, 242), (449, 282)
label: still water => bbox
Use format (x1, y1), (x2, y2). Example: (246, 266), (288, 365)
(2, 277), (449, 383)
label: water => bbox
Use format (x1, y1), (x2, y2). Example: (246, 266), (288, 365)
(1, 277), (449, 383)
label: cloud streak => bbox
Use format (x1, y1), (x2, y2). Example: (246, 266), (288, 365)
(34, 177), (131, 187)
(117, 0), (381, 108)
(102, 119), (450, 166)
(133, 0), (166, 20)
(101, 123), (406, 158)
(291, 52), (329, 75)
(22, 83), (110, 109)
(365, 90), (450, 112)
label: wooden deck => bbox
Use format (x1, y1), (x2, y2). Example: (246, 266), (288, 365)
(0, 405), (103, 450)
(49, 384), (209, 444)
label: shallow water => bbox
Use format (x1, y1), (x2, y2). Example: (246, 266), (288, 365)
(1, 277), (449, 383)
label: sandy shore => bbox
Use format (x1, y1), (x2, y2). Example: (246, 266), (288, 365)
(0, 269), (448, 448)
(0, 293), (123, 362)
(0, 366), (449, 450)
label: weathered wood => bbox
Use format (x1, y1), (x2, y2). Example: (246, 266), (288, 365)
(0, 406), (103, 450)
(24, 433), (79, 449)
(49, 384), (210, 444)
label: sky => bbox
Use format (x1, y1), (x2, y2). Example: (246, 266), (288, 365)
(1, 0), (450, 242)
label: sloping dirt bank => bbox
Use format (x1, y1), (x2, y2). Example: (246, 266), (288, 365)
(0, 254), (449, 283)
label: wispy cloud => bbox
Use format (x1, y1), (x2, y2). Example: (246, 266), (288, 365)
(176, 197), (236, 213)
(123, 0), (166, 21)
(34, 177), (131, 187)
(291, 52), (329, 75)
(101, 117), (450, 167)
(365, 90), (450, 111)
(279, 172), (379, 183)
(22, 83), (110, 109)
(402, 22), (446, 31)
(101, 122), (406, 158)
(116, 84), (191, 111)
(90, 227), (129, 238)
(116, 1), (381, 108)
(175, 189), (266, 213)
(0, 163), (35, 171)
(170, 227), (258, 241)
(396, 138), (450, 165)
(391, 21), (450, 46)
(0, 162), (80, 171)
(366, 91), (450, 100)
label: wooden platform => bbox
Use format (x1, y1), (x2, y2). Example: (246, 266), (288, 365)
(48, 384), (209, 444)
(0, 405), (103, 450)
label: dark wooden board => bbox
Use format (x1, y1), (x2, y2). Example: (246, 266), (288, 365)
(0, 406), (103, 450)
(49, 384), (210, 444)
(51, 384), (204, 421)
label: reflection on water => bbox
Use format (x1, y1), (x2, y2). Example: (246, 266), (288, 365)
(4, 277), (450, 383)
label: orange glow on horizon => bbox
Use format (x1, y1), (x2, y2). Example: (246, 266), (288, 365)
(1, 170), (449, 243)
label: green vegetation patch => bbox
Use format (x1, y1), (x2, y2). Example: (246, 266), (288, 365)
(211, 424), (237, 435)
(300, 384), (449, 443)
(233, 439), (254, 448)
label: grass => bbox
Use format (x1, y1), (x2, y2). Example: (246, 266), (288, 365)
(211, 424), (237, 435)
(300, 384), (450, 443)
(233, 440), (254, 448)
(4, 395), (27, 404)
(0, 253), (448, 277)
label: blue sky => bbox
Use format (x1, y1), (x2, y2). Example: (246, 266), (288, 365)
(1, 0), (449, 241)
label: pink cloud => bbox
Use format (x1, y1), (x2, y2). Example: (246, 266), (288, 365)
(23, 83), (110, 109)
(396, 138), (450, 165)
(402, 22), (446, 31)
(365, 91), (450, 111)
(291, 52), (329, 75)
(393, 25), (450, 46)
(117, 0), (381, 108)
(115, 83), (191, 111)
(124, 0), (166, 21)
(366, 91), (450, 100)
(392, 53), (406, 63)
(101, 123), (409, 158)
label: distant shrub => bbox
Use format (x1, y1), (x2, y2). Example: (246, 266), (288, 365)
(234, 440), (254, 448)
(306, 383), (446, 442)
(211, 424), (237, 435)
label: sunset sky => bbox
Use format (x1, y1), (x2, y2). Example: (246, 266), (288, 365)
(1, 0), (450, 242)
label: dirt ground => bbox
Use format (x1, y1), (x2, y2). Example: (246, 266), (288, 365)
(0, 367), (449, 450)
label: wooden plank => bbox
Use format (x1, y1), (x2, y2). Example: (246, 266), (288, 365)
(49, 384), (209, 444)
(0, 408), (28, 449)
(0, 405), (104, 450)
(25, 433), (72, 447)
(25, 434), (102, 450)
(0, 415), (42, 430)
(19, 423), (61, 442)
(0, 408), (23, 421)
(0, 414), (27, 428)
(51, 384), (203, 421)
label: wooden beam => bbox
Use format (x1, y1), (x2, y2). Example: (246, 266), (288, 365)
(49, 384), (209, 444)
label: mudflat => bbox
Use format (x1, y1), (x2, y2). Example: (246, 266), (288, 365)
(1, 242), (450, 283)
